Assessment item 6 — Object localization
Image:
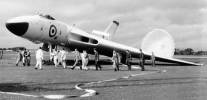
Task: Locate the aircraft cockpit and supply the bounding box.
[39,14,55,20]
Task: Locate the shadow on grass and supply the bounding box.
[0,81,89,92]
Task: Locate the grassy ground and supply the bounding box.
[0,51,206,100]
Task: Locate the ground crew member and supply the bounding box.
[151,52,155,67]
[22,49,27,66]
[16,50,23,66]
[0,50,3,59]
[81,50,88,70]
[53,49,58,67]
[126,50,132,70]
[24,49,31,66]
[112,50,119,71]
[50,50,55,62]
[35,47,43,70]
[60,48,67,69]
[85,51,89,70]
[94,49,101,70]
[71,49,81,70]
[57,50,61,65]
[139,49,145,71]
[27,49,31,66]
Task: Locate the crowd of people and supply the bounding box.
[15,47,156,71]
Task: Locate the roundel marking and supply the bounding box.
[49,25,57,37]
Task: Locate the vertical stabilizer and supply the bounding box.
[92,20,119,40]
[104,20,119,36]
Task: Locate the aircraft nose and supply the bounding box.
[6,22,29,36]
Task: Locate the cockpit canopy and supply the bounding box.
[39,14,55,20]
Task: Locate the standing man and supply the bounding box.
[139,49,145,71]
[16,50,23,66]
[0,49,3,59]
[85,51,89,70]
[35,47,43,70]
[151,52,155,67]
[112,50,119,71]
[57,50,61,65]
[27,49,31,66]
[126,50,132,70]
[81,50,88,70]
[71,49,81,70]
[94,49,101,70]
[60,48,67,69]
[53,48,58,67]
[22,49,27,66]
[24,49,31,66]
[50,50,54,62]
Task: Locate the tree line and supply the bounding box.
[0,47,206,55]
[174,48,207,55]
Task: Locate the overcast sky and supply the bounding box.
[0,0,206,50]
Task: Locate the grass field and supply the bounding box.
[0,51,206,100]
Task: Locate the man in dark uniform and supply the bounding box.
[0,50,3,59]
[151,52,155,67]
[22,49,27,66]
[26,49,31,66]
[126,50,132,70]
[139,49,145,71]
[94,49,102,70]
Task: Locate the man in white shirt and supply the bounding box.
[53,48,58,67]
[81,50,88,70]
[71,49,81,70]
[35,47,43,70]
[60,48,67,69]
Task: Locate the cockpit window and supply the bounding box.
[39,14,55,20]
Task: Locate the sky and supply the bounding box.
[0,0,206,50]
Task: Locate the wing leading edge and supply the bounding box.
[97,39,203,66]
[144,53,203,66]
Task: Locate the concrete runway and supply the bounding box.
[0,52,206,100]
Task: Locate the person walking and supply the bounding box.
[81,50,88,70]
[16,50,23,66]
[126,50,132,70]
[0,49,3,59]
[139,49,145,71]
[71,49,81,70]
[57,50,61,65]
[112,50,119,71]
[24,49,31,66]
[22,49,27,66]
[151,52,155,67]
[94,49,101,70]
[53,49,58,67]
[35,47,43,70]
[50,50,55,62]
[27,49,31,66]
[60,48,67,69]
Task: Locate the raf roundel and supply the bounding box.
[49,25,57,37]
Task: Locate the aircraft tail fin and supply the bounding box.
[104,20,119,36]
[92,20,119,40]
